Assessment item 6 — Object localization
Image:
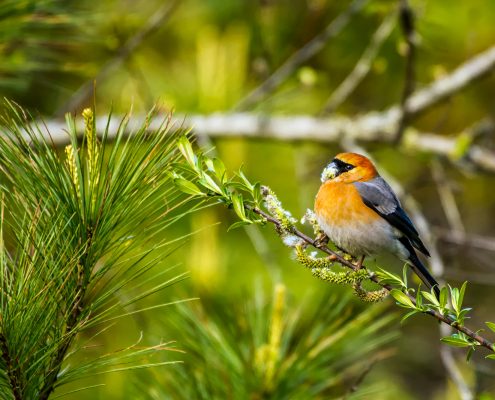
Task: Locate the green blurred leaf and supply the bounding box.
[227,220,252,231]
[401,310,420,324]
[486,322,495,333]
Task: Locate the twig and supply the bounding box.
[56,1,178,116]
[234,0,368,111]
[431,160,465,234]
[249,209,494,353]
[394,0,416,143]
[321,11,396,114]
[396,44,495,119]
[343,362,376,398]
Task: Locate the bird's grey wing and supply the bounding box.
[354,177,430,256]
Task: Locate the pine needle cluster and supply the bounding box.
[0,102,190,399]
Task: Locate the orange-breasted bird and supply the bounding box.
[314,152,440,296]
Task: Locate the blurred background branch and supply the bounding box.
[234,0,368,111]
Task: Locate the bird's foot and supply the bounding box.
[314,232,329,248]
[355,255,365,270]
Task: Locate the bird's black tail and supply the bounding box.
[399,237,440,298]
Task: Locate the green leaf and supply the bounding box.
[439,287,448,309]
[177,136,196,167]
[458,281,468,310]
[198,173,223,194]
[376,269,405,287]
[415,287,422,309]
[236,169,254,191]
[227,220,253,231]
[253,182,262,206]
[390,289,415,309]
[486,354,495,360]
[450,285,460,314]
[401,310,420,324]
[421,290,439,306]
[402,265,408,288]
[231,193,248,221]
[225,181,250,192]
[440,337,472,347]
[486,322,495,333]
[212,158,226,182]
[204,158,215,173]
[466,346,475,362]
[174,178,205,196]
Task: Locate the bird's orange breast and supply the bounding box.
[315,181,380,226]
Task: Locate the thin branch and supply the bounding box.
[56,1,178,116]
[234,0,368,111]
[321,11,396,114]
[431,160,465,234]
[394,0,417,143]
[398,44,495,119]
[250,206,495,352]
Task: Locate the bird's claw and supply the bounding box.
[314,232,329,248]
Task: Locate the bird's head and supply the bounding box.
[320,153,377,183]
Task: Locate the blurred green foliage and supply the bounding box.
[2,0,495,398]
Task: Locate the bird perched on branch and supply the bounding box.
[314,152,439,297]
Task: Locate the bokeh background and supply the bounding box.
[3,0,495,398]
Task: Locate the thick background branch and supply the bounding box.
[28,44,495,172]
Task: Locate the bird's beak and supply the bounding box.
[321,162,338,182]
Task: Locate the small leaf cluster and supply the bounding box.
[174,136,265,230]
[387,280,494,359]
[390,282,469,327]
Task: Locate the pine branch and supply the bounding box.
[0,102,189,398]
